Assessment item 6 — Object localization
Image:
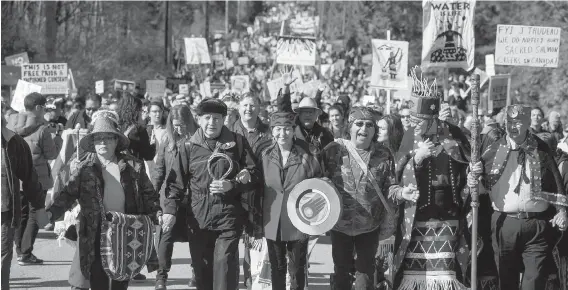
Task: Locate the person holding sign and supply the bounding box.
[467,105,567,290]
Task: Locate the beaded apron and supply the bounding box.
[398,220,467,290]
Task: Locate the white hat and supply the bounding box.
[293,97,321,113]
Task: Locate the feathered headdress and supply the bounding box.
[407,66,441,119]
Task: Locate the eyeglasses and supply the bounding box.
[86,107,98,112]
[400,115,411,119]
[354,121,374,128]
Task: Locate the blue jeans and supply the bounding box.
[1,212,15,290]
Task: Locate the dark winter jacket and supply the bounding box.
[1,127,45,227]
[65,110,91,130]
[7,111,59,189]
[123,124,156,161]
[164,127,261,231]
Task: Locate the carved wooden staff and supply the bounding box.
[469,74,481,290]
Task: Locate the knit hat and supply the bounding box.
[270,112,296,127]
[348,107,375,123]
[80,111,129,153]
[196,98,227,116]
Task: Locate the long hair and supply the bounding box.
[116,93,142,132]
[149,101,167,127]
[380,114,404,154]
[164,105,198,150]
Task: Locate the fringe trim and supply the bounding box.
[398,274,469,290]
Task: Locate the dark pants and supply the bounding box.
[188,228,240,290]
[1,212,15,290]
[13,194,39,258]
[266,238,309,290]
[156,226,176,281]
[331,229,379,290]
[491,212,552,290]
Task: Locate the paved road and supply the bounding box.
[9,230,334,290]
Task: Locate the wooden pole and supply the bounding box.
[225,0,229,34]
[386,30,392,115]
[469,73,481,290]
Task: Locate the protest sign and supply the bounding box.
[488,74,510,112]
[184,37,211,64]
[238,56,250,66]
[299,80,320,98]
[210,82,226,95]
[282,16,319,38]
[68,69,77,96]
[254,68,266,81]
[1,65,20,86]
[333,59,345,73]
[276,37,316,66]
[254,55,267,64]
[11,80,42,112]
[95,80,104,94]
[230,75,250,94]
[200,82,212,98]
[146,80,166,99]
[179,84,189,95]
[362,95,377,106]
[266,77,303,101]
[320,64,333,78]
[114,80,136,92]
[485,54,496,76]
[21,63,68,94]
[231,42,240,52]
[494,25,561,68]
[371,39,409,89]
[361,54,373,64]
[5,52,29,67]
[422,0,476,70]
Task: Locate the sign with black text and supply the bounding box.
[21,63,68,94]
[495,25,561,68]
[5,52,29,67]
[488,74,510,111]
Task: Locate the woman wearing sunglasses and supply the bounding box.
[321,107,412,289]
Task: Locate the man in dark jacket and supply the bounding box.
[1,115,45,290]
[65,93,101,129]
[164,98,261,290]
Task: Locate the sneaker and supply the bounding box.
[44,223,54,231]
[16,255,23,262]
[18,254,44,266]
[155,280,167,290]
[133,273,146,281]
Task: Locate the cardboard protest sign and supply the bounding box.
[146,80,166,99]
[266,77,303,101]
[333,59,345,73]
[485,54,496,76]
[254,55,267,64]
[179,84,189,95]
[1,65,20,86]
[21,63,68,94]
[5,52,29,67]
[231,42,240,52]
[230,75,250,94]
[238,57,250,66]
[212,54,226,70]
[95,80,104,94]
[362,95,377,106]
[371,39,409,89]
[114,80,136,92]
[422,0,476,70]
[209,82,226,95]
[299,80,320,98]
[282,16,319,38]
[276,37,316,66]
[184,37,211,64]
[361,54,373,64]
[488,74,510,111]
[495,25,561,68]
[200,82,212,98]
[12,80,42,112]
[254,68,266,81]
[320,64,333,78]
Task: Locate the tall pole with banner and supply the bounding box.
[469,73,481,290]
[386,30,391,115]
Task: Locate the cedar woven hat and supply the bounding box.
[79,110,130,153]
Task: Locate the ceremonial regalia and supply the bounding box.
[391,68,472,290]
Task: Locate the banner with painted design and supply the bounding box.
[371,39,409,89]
[276,37,316,66]
[114,80,136,92]
[230,75,250,94]
[421,0,476,70]
[5,52,29,67]
[21,63,68,94]
[184,37,211,64]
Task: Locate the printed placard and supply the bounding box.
[184,37,211,64]
[95,80,104,94]
[179,84,189,95]
[495,25,561,68]
[146,80,166,99]
[5,52,30,67]
[276,37,316,66]
[231,42,240,52]
[371,39,409,89]
[488,74,510,111]
[238,56,250,66]
[254,55,267,64]
[11,80,42,112]
[230,75,250,94]
[485,54,496,76]
[422,0,476,69]
[114,80,136,92]
[21,63,68,94]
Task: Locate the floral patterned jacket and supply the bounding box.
[48,152,161,278]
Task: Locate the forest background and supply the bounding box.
[2,1,567,117]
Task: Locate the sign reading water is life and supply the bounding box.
[495,25,561,68]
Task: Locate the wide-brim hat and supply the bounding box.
[293,97,321,113]
[79,115,130,153]
[287,178,343,236]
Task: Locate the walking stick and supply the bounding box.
[469,74,481,290]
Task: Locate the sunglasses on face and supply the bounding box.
[86,107,98,112]
[354,121,374,128]
[400,115,411,119]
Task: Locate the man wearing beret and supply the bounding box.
[469,105,567,290]
[163,98,261,290]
